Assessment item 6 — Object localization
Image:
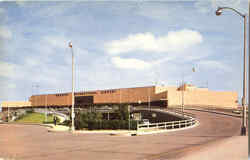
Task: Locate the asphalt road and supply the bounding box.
[0,110,245,160]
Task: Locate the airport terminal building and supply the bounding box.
[1,84,238,110]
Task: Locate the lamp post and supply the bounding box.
[45,94,47,122]
[248,2,250,152]
[69,42,75,131]
[181,77,184,116]
[148,87,151,111]
[128,105,131,131]
[7,104,9,122]
[215,7,247,136]
[249,1,250,137]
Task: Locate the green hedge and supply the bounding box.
[70,105,137,130]
[76,119,137,130]
[73,112,137,130]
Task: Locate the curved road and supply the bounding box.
[0,110,245,160]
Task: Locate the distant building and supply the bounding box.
[1,101,31,108]
[1,84,238,110]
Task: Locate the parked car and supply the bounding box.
[232,110,241,114]
[141,119,150,125]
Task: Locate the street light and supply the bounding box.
[69,41,75,131]
[215,7,247,136]
[148,87,151,111]
[45,94,47,122]
[128,105,131,131]
[181,74,184,116]
[7,104,9,122]
[248,2,250,153]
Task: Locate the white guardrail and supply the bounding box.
[137,110,197,130]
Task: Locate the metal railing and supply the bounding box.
[137,118,197,130]
[137,108,198,131]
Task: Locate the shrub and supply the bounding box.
[75,112,88,130]
[130,120,137,130]
[26,109,34,114]
[101,120,110,129]
[120,120,127,129]
[14,113,25,121]
[73,110,138,130]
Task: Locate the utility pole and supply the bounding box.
[69,42,75,132]
[241,14,247,136]
[7,104,9,122]
[45,94,47,122]
[215,7,247,135]
[120,88,122,106]
[248,0,250,152]
[181,73,184,116]
[128,105,130,131]
[148,87,151,111]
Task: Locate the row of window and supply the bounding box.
[100,90,116,94]
[55,90,116,97]
[75,92,97,95]
[56,94,68,97]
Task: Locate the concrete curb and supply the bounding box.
[73,130,136,136]
[0,122,53,128]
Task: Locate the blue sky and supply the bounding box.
[0,0,248,102]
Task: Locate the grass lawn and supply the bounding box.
[15,112,54,124]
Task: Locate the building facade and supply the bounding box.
[1,84,238,110]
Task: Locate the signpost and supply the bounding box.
[128,105,131,131]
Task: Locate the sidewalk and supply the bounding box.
[178,136,248,160]
[47,124,69,132]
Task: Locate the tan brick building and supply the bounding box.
[1,101,31,108]
[24,84,238,109]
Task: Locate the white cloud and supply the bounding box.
[195,0,247,13]
[0,26,12,40]
[24,57,42,66]
[0,61,16,78]
[7,83,16,89]
[111,57,151,70]
[211,0,241,9]
[42,35,88,58]
[194,0,213,13]
[197,60,231,72]
[135,2,171,20]
[15,1,28,7]
[104,29,203,55]
[0,8,5,15]
[42,36,69,49]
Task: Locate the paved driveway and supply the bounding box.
[0,110,244,160]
